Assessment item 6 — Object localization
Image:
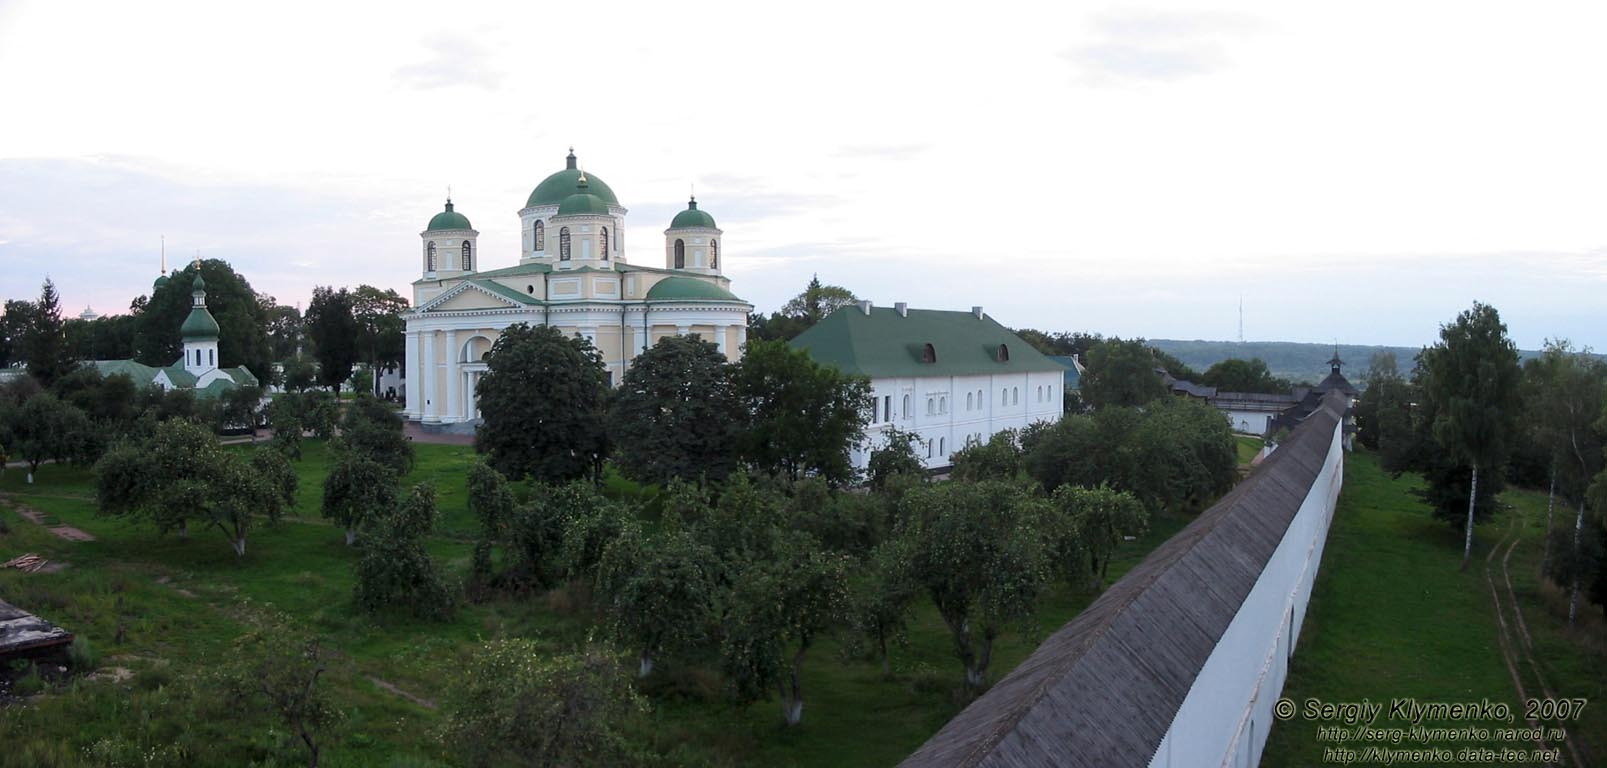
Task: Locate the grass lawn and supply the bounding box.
[1235,435,1265,466]
[1262,451,1606,766]
[0,441,1196,767]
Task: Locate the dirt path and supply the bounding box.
[1488,518,1589,768]
[7,500,96,542]
[367,676,437,709]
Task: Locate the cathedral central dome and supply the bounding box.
[527,149,620,208]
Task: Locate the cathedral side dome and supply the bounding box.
[528,149,620,208]
[426,199,473,231]
[645,276,742,301]
[669,197,717,230]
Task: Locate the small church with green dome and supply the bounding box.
[93,263,259,397]
[402,149,752,425]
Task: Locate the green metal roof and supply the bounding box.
[153,274,170,291]
[472,262,555,279]
[789,306,1064,379]
[556,191,611,217]
[670,198,717,229]
[527,151,620,207]
[180,307,220,341]
[426,200,473,232]
[644,276,744,302]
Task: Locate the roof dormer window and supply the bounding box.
[997,344,1010,362]
[921,343,936,363]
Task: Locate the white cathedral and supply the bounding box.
[402,150,752,425]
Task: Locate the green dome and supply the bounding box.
[153,274,170,291]
[670,197,717,230]
[527,150,619,208]
[191,273,206,292]
[180,307,220,341]
[645,276,742,302]
[426,199,473,232]
[557,191,611,217]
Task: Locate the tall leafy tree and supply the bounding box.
[0,299,37,368]
[607,335,740,486]
[304,286,359,396]
[1528,340,1606,624]
[949,429,1023,481]
[1200,357,1290,394]
[595,522,718,678]
[351,285,409,395]
[64,314,138,361]
[475,323,608,483]
[1080,338,1168,409]
[779,275,858,325]
[1419,302,1522,570]
[1052,484,1148,587]
[735,339,872,485]
[322,455,399,545]
[901,480,1051,689]
[3,392,95,482]
[847,536,919,676]
[719,529,849,726]
[353,483,453,619]
[135,260,274,383]
[23,278,78,387]
[866,426,926,491]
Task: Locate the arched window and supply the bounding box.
[921,343,936,363]
[710,239,718,268]
[461,240,472,270]
[674,239,686,268]
[426,242,436,272]
[1013,387,1020,405]
[208,349,214,366]
[927,398,934,416]
[997,344,1010,362]
[978,389,984,407]
[903,394,910,418]
[940,396,947,414]
[534,221,545,251]
[966,392,973,411]
[1037,385,1043,402]
[1001,390,1007,406]
[939,437,945,456]
[927,441,933,459]
[599,227,609,260]
[560,227,571,260]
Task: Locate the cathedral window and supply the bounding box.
[600,227,609,260]
[674,239,685,269]
[883,395,891,422]
[461,241,472,270]
[710,239,719,268]
[560,227,571,260]
[939,437,945,456]
[1013,387,1019,405]
[426,242,436,272]
[534,221,544,251]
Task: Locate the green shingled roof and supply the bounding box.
[789,306,1064,379]
[466,262,554,280]
[180,307,220,341]
[426,200,473,231]
[527,151,620,207]
[670,198,717,229]
[644,276,744,302]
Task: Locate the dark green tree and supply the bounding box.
[280,355,318,392]
[900,480,1051,689]
[1080,338,1168,409]
[476,324,608,483]
[779,275,859,325]
[1527,340,1606,624]
[606,335,740,485]
[352,483,453,619]
[263,302,304,361]
[3,392,95,482]
[1200,357,1290,394]
[304,287,359,396]
[595,523,718,678]
[322,455,399,546]
[0,299,37,368]
[866,426,926,491]
[735,339,872,485]
[337,394,414,475]
[847,536,919,676]
[949,429,1022,481]
[23,278,79,387]
[135,260,273,383]
[351,285,409,395]
[219,615,344,768]
[1051,484,1147,587]
[1419,302,1522,570]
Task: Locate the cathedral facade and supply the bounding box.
[402,150,751,425]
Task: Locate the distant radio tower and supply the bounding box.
[1237,295,1244,343]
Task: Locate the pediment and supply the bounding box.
[418,281,529,313]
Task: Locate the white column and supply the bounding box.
[676,324,690,336]
[421,331,438,423]
[715,324,728,356]
[444,330,459,423]
[404,331,420,418]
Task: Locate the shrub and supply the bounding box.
[67,635,99,672]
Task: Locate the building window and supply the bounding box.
[1001,390,1007,406]
[998,344,1010,362]
[939,437,945,456]
[903,394,910,418]
[526,284,534,294]
[600,227,609,260]
[710,239,718,268]
[883,395,891,422]
[940,396,947,414]
[534,221,545,251]
[927,398,935,416]
[560,227,571,260]
[921,343,936,363]
[462,240,472,270]
[426,242,436,272]
[1037,385,1043,402]
[208,349,214,366]
[674,239,685,268]
[1013,387,1019,405]
[966,392,973,411]
[978,389,984,407]
[927,441,933,459]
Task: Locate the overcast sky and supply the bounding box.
[1,0,1603,350]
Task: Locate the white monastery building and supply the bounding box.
[790,302,1065,471]
[402,150,752,425]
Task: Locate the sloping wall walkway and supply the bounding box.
[902,392,1348,768]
